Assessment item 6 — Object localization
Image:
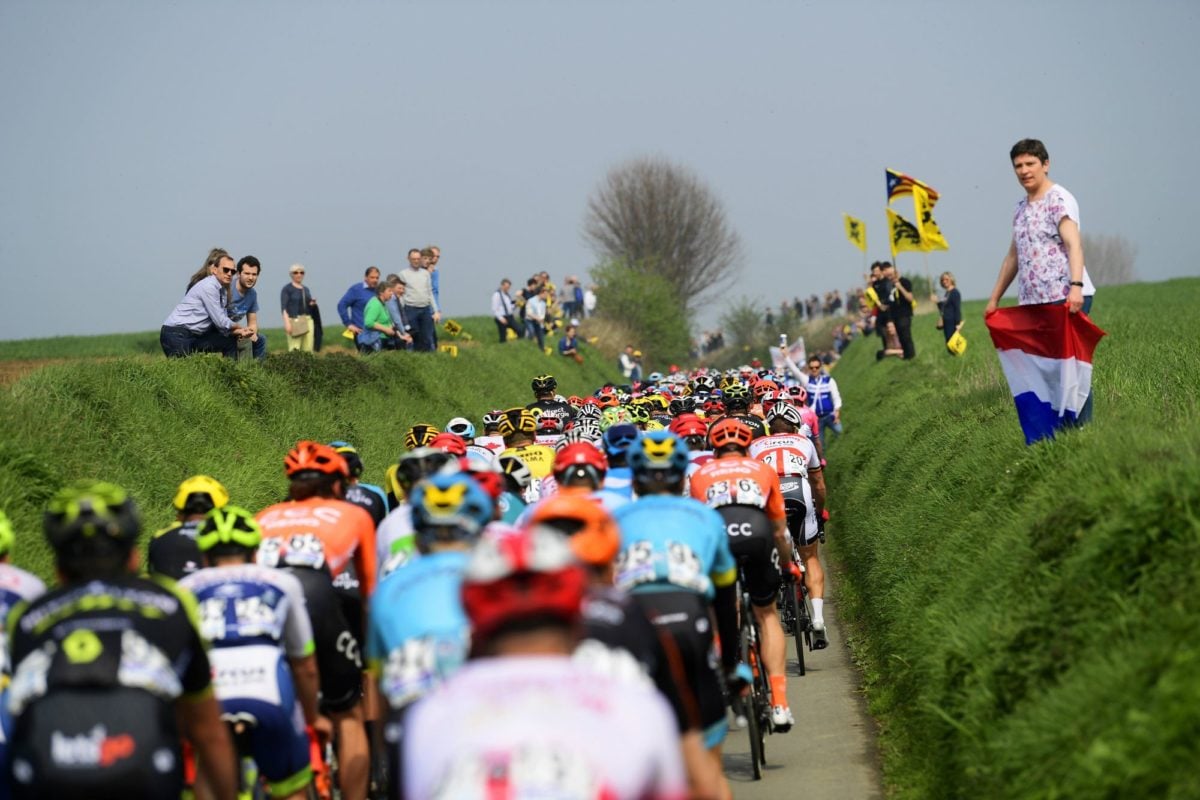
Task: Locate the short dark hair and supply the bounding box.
[375,283,392,298]
[1010,138,1049,164]
[237,255,260,273]
[365,265,380,277]
[409,248,422,258]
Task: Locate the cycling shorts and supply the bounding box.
[9,687,182,800]
[715,505,781,607]
[779,477,819,546]
[286,567,363,714]
[631,590,726,743]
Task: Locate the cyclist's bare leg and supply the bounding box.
[681,730,722,800]
[706,744,733,800]
[800,542,824,602]
[751,602,786,684]
[332,701,369,800]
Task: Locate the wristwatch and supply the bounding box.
[1068,281,1084,287]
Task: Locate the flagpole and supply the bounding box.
[923,250,931,304]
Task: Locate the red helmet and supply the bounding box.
[707,418,753,451]
[461,526,587,648]
[528,492,619,567]
[285,441,349,479]
[458,456,504,500]
[429,432,467,456]
[668,413,707,438]
[753,379,778,400]
[553,442,608,487]
[788,384,809,404]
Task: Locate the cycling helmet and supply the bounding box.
[44,480,140,554]
[668,413,707,439]
[481,410,505,433]
[708,418,753,451]
[576,402,601,421]
[405,423,441,450]
[409,473,494,540]
[461,525,587,647]
[668,396,697,417]
[691,375,716,394]
[601,423,640,458]
[497,454,532,491]
[531,374,558,394]
[626,403,651,426]
[0,510,14,558]
[395,447,458,497]
[538,415,565,435]
[598,406,627,431]
[458,455,505,501]
[529,494,620,567]
[285,441,349,479]
[329,441,365,478]
[627,430,690,481]
[646,371,663,384]
[172,475,230,515]
[701,398,726,417]
[766,400,803,428]
[594,394,619,410]
[446,417,476,440]
[553,442,608,487]
[196,505,262,553]
[722,382,751,407]
[497,408,538,437]
[787,384,809,404]
[753,380,779,401]
[429,432,468,456]
[643,420,665,432]
[561,420,601,445]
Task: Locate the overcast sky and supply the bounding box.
[1,0,1196,341]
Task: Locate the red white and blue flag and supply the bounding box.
[985,304,1106,445]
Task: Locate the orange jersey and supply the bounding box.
[256,496,379,597]
[688,456,785,521]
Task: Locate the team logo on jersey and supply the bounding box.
[50,726,136,768]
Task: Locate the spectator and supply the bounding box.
[422,246,442,348]
[887,263,917,359]
[403,248,440,351]
[619,344,637,380]
[765,307,775,327]
[281,264,316,352]
[160,250,248,357]
[572,277,585,319]
[384,274,414,350]
[358,282,399,353]
[558,324,583,363]
[805,356,843,448]
[583,284,597,317]
[937,271,963,348]
[491,279,521,343]
[525,284,549,350]
[337,266,380,338]
[230,255,266,361]
[185,247,229,292]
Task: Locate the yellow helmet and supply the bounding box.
[173,475,230,514]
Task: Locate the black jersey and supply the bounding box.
[731,413,769,440]
[526,399,576,427]
[146,520,203,580]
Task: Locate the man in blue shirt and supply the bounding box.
[337,266,381,339]
[160,251,249,357]
[230,255,266,360]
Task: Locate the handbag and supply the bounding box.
[947,330,967,356]
[290,315,310,336]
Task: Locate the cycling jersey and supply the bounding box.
[472,435,506,454]
[730,413,768,440]
[366,551,470,711]
[749,433,820,478]
[534,433,564,449]
[343,483,388,528]
[255,496,378,598]
[146,520,203,580]
[464,443,497,462]
[526,399,576,426]
[403,656,686,800]
[612,495,737,599]
[375,503,416,570]
[602,465,634,499]
[497,492,526,524]
[0,564,45,678]
[688,456,786,521]
[501,444,557,480]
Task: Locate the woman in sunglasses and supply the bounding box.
[160,248,250,357]
[281,264,316,352]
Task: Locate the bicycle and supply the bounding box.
[733,562,773,780]
[777,551,814,676]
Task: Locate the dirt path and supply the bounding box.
[723,561,884,799]
[0,358,70,387]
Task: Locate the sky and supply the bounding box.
[1,0,1197,341]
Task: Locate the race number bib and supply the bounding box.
[257,534,326,570]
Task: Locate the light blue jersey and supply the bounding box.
[612,495,737,599]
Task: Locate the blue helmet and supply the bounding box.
[627,430,690,481]
[409,473,493,549]
[602,423,641,458]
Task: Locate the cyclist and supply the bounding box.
[6,481,236,800]
[147,474,230,580]
[691,418,797,730]
[612,431,739,800]
[332,441,389,527]
[255,441,376,800]
[751,400,828,647]
[179,506,326,800]
[600,422,640,499]
[721,382,768,440]
[0,509,46,777]
[669,413,713,496]
[526,374,576,427]
[498,408,556,483]
[377,447,458,567]
[496,454,532,521]
[403,423,440,452]
[473,410,507,454]
[402,525,686,799]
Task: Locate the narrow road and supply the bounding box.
[723,565,883,798]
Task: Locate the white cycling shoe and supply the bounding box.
[812,620,829,650]
[771,705,795,732]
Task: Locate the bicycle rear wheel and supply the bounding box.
[739,621,764,780]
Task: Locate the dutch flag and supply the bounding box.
[985,304,1106,445]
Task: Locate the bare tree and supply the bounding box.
[1082,233,1138,286]
[583,157,743,310]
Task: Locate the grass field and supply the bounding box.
[0,315,621,579]
[824,278,1200,798]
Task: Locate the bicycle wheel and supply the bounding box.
[782,581,806,677]
[739,615,764,780]
[749,643,770,768]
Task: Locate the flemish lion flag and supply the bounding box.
[912,184,949,251]
[886,168,939,204]
[886,208,924,259]
[843,213,866,252]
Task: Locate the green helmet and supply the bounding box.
[0,510,14,558]
[196,506,263,553]
[44,480,140,554]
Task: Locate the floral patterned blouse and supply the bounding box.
[1012,184,1088,305]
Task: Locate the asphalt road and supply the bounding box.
[723,569,883,799]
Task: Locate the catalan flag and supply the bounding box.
[886,168,940,204]
[843,213,867,252]
[886,208,924,259]
[912,184,949,251]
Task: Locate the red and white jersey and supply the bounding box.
[403,655,686,800]
[473,434,506,454]
[750,433,820,478]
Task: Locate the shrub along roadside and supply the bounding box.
[0,343,622,580]
[825,278,1200,798]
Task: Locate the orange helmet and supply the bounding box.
[528,492,620,567]
[707,418,753,451]
[753,379,779,400]
[285,440,349,479]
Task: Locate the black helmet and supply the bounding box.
[531,375,558,394]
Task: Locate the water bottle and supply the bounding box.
[779,333,788,349]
